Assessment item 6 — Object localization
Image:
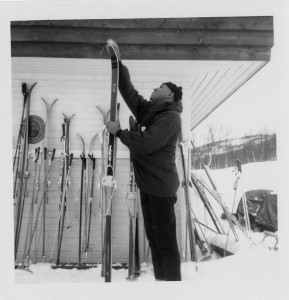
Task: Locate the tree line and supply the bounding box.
[192,133,276,170]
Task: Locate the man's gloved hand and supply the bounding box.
[106,121,121,135]
[129,115,135,131]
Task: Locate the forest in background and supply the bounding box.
[192,133,276,170]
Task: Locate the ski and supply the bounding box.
[21,147,40,268]
[56,113,75,265]
[13,83,29,201]
[41,98,58,261]
[126,116,140,280]
[126,161,141,279]
[186,148,211,258]
[234,160,251,232]
[134,190,140,276]
[179,133,197,263]
[95,106,110,277]
[103,39,120,282]
[85,133,98,255]
[77,134,86,266]
[127,161,135,279]
[14,82,37,261]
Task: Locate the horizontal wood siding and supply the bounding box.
[12,57,184,264]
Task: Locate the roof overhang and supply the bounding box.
[10,17,274,130]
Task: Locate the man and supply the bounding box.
[106,59,183,281]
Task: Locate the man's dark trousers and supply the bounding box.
[140,191,181,281]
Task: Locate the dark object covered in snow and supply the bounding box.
[236,189,278,232]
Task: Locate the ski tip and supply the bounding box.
[106,39,118,49]
[31,82,38,89]
[106,39,120,59]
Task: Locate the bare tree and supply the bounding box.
[223,127,232,168]
[258,127,269,160]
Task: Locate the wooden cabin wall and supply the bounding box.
[12,57,185,264]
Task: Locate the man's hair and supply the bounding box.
[163,82,183,101]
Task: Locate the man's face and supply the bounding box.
[150,84,173,103]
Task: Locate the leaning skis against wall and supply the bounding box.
[53,114,75,266]
[14,83,61,269]
[14,82,37,264]
[178,136,213,268]
[73,133,98,269]
[189,141,256,257]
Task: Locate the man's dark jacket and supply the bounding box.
[116,62,183,197]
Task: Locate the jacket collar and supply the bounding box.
[147,100,183,113]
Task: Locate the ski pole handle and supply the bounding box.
[21,82,28,100]
[69,153,74,166]
[80,154,86,169]
[34,147,40,162]
[52,149,56,161]
[21,82,27,95]
[61,123,66,141]
[34,148,38,162]
[88,153,96,170]
[44,147,47,160]
[236,160,242,173]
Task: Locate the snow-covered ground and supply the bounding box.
[14,233,278,284]
[11,239,283,300]
[4,161,288,299]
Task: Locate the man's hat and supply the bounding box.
[163,82,183,101]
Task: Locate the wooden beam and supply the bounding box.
[11,26,273,47]
[10,17,274,61]
[11,16,273,31]
[11,42,272,61]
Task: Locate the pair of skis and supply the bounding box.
[13,83,29,201]
[14,82,37,260]
[76,133,98,266]
[55,114,75,265]
[101,39,120,282]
